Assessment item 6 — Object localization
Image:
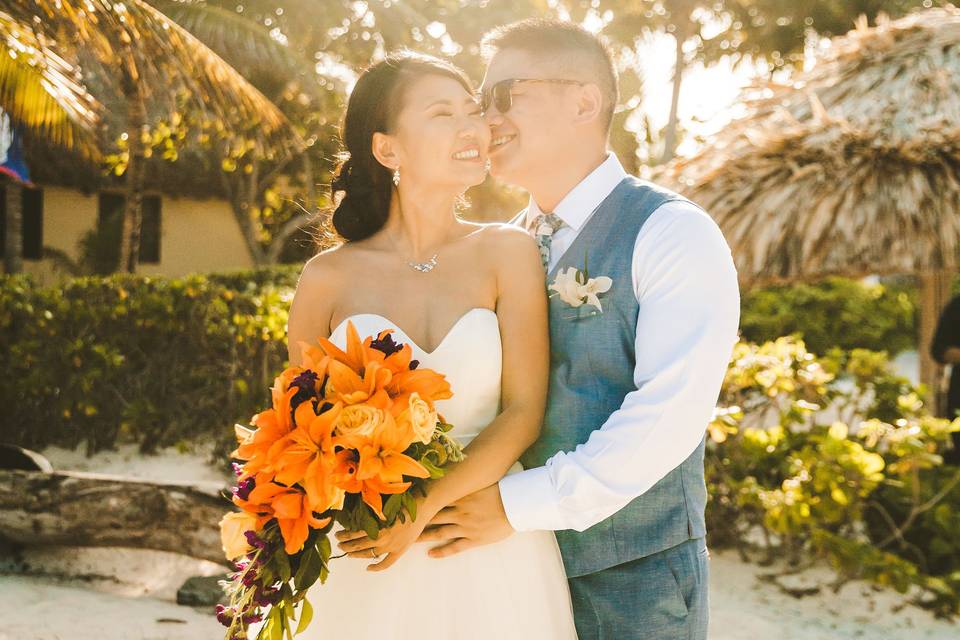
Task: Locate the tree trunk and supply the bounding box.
[660,21,689,164]
[118,64,146,274]
[2,177,22,274]
[918,270,953,415]
[0,468,230,566]
[222,158,268,266]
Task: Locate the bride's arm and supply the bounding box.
[419,226,549,512]
[285,254,337,367]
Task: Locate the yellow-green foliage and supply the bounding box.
[710,336,960,614]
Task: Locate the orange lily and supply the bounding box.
[270,401,345,512]
[331,447,415,520]
[309,322,412,374]
[297,342,332,377]
[235,481,330,555]
[312,322,370,373]
[387,368,453,407]
[273,366,305,397]
[232,386,298,478]
[334,413,429,518]
[325,358,393,405]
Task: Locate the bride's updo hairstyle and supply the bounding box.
[331,51,476,242]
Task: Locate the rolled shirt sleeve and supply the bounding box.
[498,201,740,533]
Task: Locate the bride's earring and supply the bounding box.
[392,166,401,187]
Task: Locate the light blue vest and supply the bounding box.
[521,176,708,578]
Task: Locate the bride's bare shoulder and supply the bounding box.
[297,243,355,292]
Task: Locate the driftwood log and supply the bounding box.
[0,468,231,566]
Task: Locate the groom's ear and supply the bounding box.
[571,83,604,127]
[371,132,400,171]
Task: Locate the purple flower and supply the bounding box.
[241,570,258,587]
[231,462,244,477]
[233,476,256,501]
[244,530,267,550]
[370,332,403,356]
[215,604,234,626]
[254,585,281,607]
[409,359,420,370]
[290,370,320,409]
[241,612,263,625]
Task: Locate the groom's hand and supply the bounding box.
[418,484,515,558]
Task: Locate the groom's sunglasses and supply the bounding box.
[479,78,585,115]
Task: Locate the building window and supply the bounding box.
[97,193,162,264]
[140,195,161,264]
[0,184,44,260]
[22,187,43,260]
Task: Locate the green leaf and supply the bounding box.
[403,492,418,522]
[274,549,292,583]
[295,599,314,635]
[318,534,331,584]
[359,504,381,540]
[265,606,283,640]
[293,544,322,591]
[383,493,403,521]
[420,457,444,479]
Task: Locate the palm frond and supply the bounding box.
[0,10,101,158]
[149,1,309,80]
[1,0,303,160]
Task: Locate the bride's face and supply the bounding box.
[384,74,490,192]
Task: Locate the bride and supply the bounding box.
[273,51,578,638]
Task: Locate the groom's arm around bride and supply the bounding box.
[420,18,740,640]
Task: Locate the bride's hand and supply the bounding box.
[334,505,435,572]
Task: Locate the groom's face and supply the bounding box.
[480,49,575,188]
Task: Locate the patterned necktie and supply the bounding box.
[531,212,565,273]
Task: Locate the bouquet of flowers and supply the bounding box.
[218,321,463,639]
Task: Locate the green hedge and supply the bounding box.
[740,276,917,356]
[0,270,923,455]
[0,269,295,454]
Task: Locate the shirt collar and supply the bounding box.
[525,152,628,231]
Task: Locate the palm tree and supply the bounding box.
[0,8,102,274]
[0,0,303,273]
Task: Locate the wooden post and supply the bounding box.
[918,271,954,416]
[2,177,22,274]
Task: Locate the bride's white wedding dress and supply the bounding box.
[285,307,577,639]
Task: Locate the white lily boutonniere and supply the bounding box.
[549,260,613,313]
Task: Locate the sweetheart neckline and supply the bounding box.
[329,307,497,357]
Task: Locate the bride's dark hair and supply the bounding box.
[331,51,476,242]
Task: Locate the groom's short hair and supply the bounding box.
[481,19,619,135]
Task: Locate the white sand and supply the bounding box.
[1,445,956,639]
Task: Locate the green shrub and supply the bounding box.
[740,277,917,355]
[708,337,960,614]
[0,270,294,454]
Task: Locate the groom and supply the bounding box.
[420,18,740,639]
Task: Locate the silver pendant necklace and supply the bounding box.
[407,253,439,273]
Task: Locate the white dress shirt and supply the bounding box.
[498,153,741,533]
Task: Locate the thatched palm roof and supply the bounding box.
[659,7,960,287]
